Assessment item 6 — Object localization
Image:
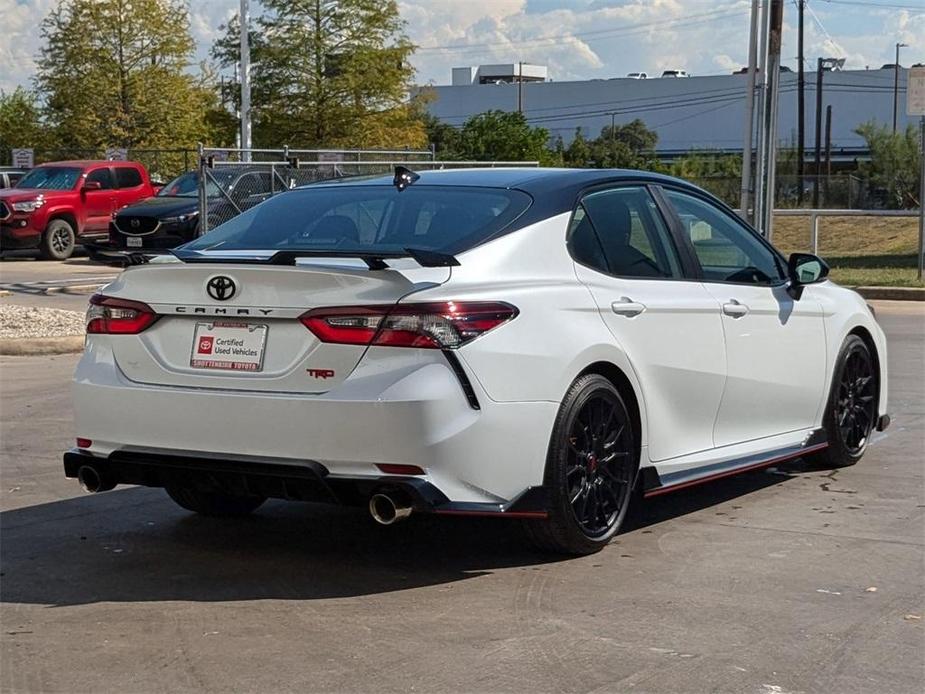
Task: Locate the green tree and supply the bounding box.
[855,120,921,209]
[588,119,661,169]
[212,0,424,149]
[457,110,549,162]
[36,0,224,155]
[564,127,591,167]
[0,88,48,157]
[421,111,461,160]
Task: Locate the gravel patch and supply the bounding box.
[0,304,85,339]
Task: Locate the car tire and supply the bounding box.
[524,374,638,555]
[165,486,266,517]
[808,334,878,469]
[39,219,76,260]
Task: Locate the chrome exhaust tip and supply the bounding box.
[369,492,412,525]
[77,464,116,493]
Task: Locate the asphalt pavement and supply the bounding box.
[0,302,922,693]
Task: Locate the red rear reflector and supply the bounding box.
[86,294,159,335]
[376,464,425,476]
[301,302,517,349]
[76,438,92,449]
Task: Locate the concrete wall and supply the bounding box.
[420,69,917,152]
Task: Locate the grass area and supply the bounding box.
[770,214,923,288]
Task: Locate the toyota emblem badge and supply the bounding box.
[206,276,236,301]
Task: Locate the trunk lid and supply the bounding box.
[100,259,450,394]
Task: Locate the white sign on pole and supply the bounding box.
[11,148,34,168]
[104,147,128,161]
[908,66,925,116]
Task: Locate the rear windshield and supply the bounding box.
[16,167,82,190]
[181,185,532,255]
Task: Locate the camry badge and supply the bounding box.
[206,276,236,301]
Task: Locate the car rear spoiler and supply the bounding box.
[170,247,460,270]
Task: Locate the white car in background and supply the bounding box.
[64,168,889,555]
[661,69,690,77]
[626,72,648,79]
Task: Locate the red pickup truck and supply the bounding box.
[0,160,157,259]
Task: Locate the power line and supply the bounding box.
[818,0,925,10]
[415,6,748,54]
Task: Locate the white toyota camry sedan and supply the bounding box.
[65,168,889,555]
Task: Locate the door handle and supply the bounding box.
[722,299,749,318]
[611,297,646,317]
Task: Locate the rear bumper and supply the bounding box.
[62,449,549,518]
[73,341,558,505]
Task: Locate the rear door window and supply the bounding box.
[572,186,683,279]
[115,166,143,188]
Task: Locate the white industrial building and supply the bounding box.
[420,64,919,156]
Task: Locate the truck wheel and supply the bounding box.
[39,219,76,260]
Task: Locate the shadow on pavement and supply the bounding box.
[0,462,801,607]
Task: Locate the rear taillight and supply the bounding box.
[86,294,159,335]
[300,302,517,349]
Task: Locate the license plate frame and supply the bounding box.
[190,321,268,372]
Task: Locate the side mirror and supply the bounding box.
[81,181,102,192]
[787,252,829,299]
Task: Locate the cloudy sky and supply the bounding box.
[2,0,923,93]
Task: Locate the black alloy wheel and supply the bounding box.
[566,392,635,538]
[809,334,878,469]
[525,374,638,555]
[835,341,876,454]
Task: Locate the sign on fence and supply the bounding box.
[908,66,925,117]
[104,147,128,161]
[11,148,34,169]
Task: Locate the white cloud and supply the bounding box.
[1,0,922,93]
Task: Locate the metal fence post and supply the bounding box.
[811,212,820,255]
[918,116,924,280]
[197,143,208,236]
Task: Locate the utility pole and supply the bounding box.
[797,0,805,205]
[824,105,833,205]
[752,0,772,231]
[813,57,824,208]
[756,0,783,240]
[517,61,524,113]
[893,43,908,133]
[739,0,760,221]
[239,0,252,161]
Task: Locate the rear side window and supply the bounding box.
[182,185,532,255]
[115,167,143,188]
[571,186,682,279]
[86,168,114,190]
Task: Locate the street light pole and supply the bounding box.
[239,0,252,161]
[893,42,907,134]
[814,58,825,208]
[610,112,616,166]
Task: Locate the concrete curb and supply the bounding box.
[0,336,84,356]
[853,286,925,301]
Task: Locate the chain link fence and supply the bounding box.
[196,146,539,234]
[688,174,869,210]
[0,147,197,182]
